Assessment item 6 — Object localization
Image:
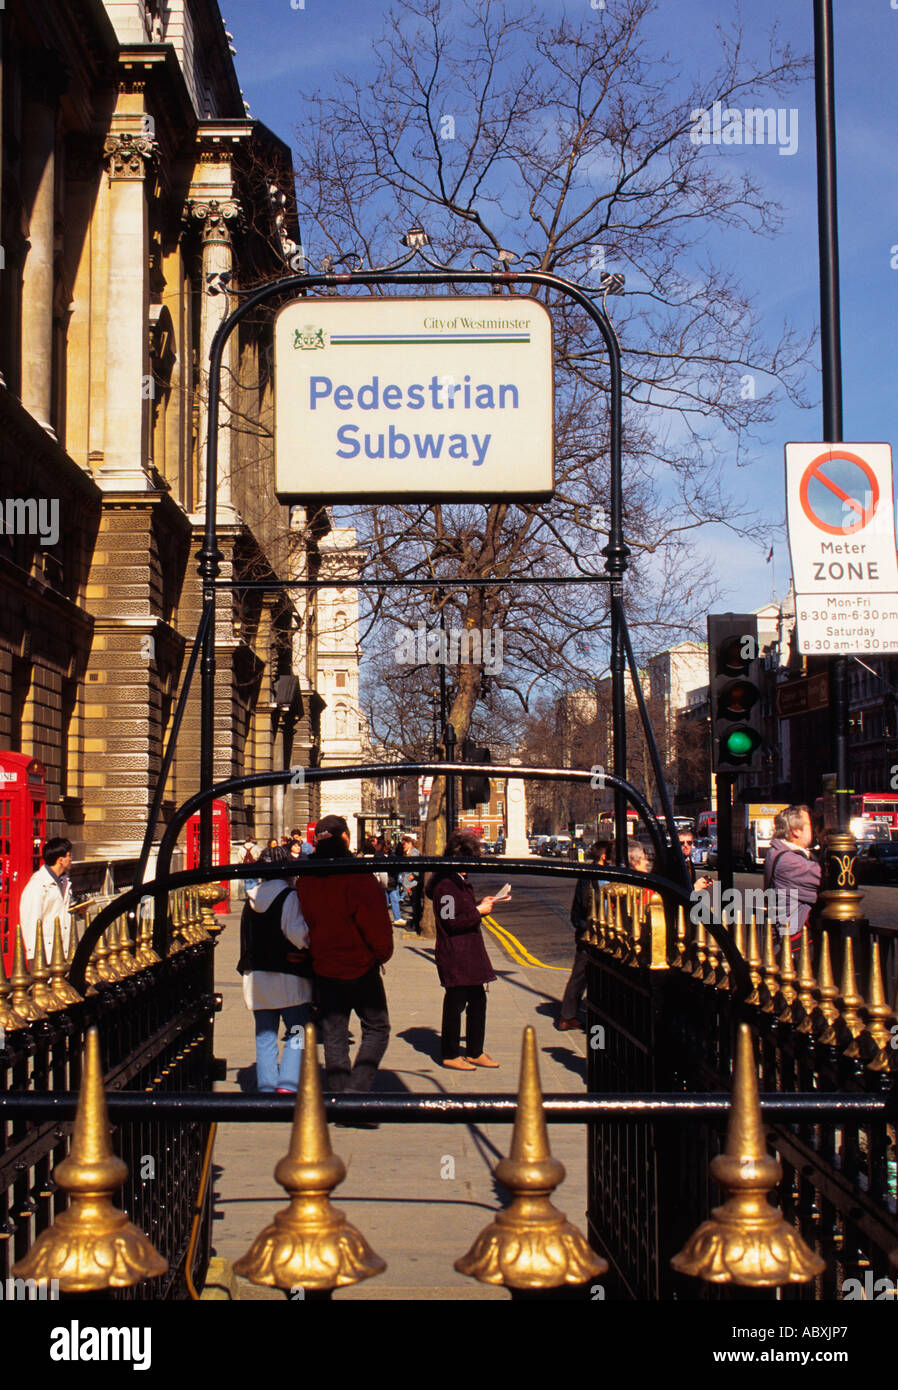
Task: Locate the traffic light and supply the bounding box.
[707,614,763,773]
[461,739,491,811]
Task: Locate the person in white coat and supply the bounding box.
[19,838,73,962]
[236,856,314,1094]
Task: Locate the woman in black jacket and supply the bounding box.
[425,829,509,1071]
[557,839,609,1031]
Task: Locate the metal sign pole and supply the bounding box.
[812,0,865,936]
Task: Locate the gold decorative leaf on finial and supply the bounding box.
[233,1023,385,1291]
[670,1023,824,1285]
[11,1027,167,1290]
[455,1025,606,1289]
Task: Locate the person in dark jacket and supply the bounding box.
[425,829,508,1071]
[295,814,393,1110]
[557,839,609,1031]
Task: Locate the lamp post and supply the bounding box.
[812,0,865,938]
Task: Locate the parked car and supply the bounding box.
[691,837,716,869]
[854,839,898,884]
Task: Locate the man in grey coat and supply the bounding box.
[763,804,822,941]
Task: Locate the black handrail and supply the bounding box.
[1,1092,892,1123]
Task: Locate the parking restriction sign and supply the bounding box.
[785,442,898,654]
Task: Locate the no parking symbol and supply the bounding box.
[785,442,898,654]
[785,442,898,594]
[798,450,878,536]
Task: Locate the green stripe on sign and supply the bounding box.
[330,335,530,345]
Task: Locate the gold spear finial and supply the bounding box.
[118,917,139,975]
[759,919,779,1014]
[776,931,799,1023]
[794,926,817,1033]
[646,893,668,970]
[690,913,708,979]
[11,1027,167,1290]
[48,919,81,1007]
[670,1023,824,1285]
[671,903,688,968]
[455,1025,607,1289]
[850,936,894,1068]
[233,1024,385,1291]
[0,940,27,1031]
[9,926,43,1022]
[811,929,840,1035]
[29,922,59,1014]
[744,912,763,1006]
[819,934,864,1049]
[135,909,159,968]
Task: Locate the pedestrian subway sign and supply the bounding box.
[785,442,898,654]
[273,297,554,501]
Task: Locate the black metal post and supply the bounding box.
[716,772,734,899]
[813,0,864,933]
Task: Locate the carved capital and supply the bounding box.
[187,199,242,245]
[103,132,159,181]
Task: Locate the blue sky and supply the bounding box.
[222,0,897,618]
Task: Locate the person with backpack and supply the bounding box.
[237,852,314,1094]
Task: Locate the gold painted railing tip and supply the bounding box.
[9,924,43,1022]
[455,1025,606,1289]
[233,1022,385,1292]
[671,1023,824,1286]
[11,1026,167,1291]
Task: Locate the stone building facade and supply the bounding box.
[0,0,326,872]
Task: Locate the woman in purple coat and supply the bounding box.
[425,829,508,1071]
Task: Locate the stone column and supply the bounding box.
[505,775,531,857]
[100,131,159,490]
[20,53,67,434]
[189,198,241,517]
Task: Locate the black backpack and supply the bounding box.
[237,886,313,977]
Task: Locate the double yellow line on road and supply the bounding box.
[482,915,566,971]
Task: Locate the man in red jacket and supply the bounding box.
[295,815,393,1117]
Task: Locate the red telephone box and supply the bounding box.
[185,799,231,912]
[0,753,47,971]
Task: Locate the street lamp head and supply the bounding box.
[599,271,626,295]
[402,225,430,249]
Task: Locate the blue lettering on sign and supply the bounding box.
[335,425,492,465]
[309,375,519,412]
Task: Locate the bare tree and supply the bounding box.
[291,0,813,891]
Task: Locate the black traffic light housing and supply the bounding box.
[707,613,763,773]
[461,739,491,811]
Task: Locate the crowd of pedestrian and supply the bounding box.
[16,802,834,1117]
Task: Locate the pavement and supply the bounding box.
[207,897,589,1301]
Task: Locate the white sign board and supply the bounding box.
[785,443,898,654]
[274,298,554,500]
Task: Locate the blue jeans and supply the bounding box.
[254,1003,313,1093]
[387,887,402,921]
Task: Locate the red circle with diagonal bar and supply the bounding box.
[798,449,879,535]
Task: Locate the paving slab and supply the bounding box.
[209,907,590,1301]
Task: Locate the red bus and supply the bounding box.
[814,792,898,839]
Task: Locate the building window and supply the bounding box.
[335,670,347,689]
